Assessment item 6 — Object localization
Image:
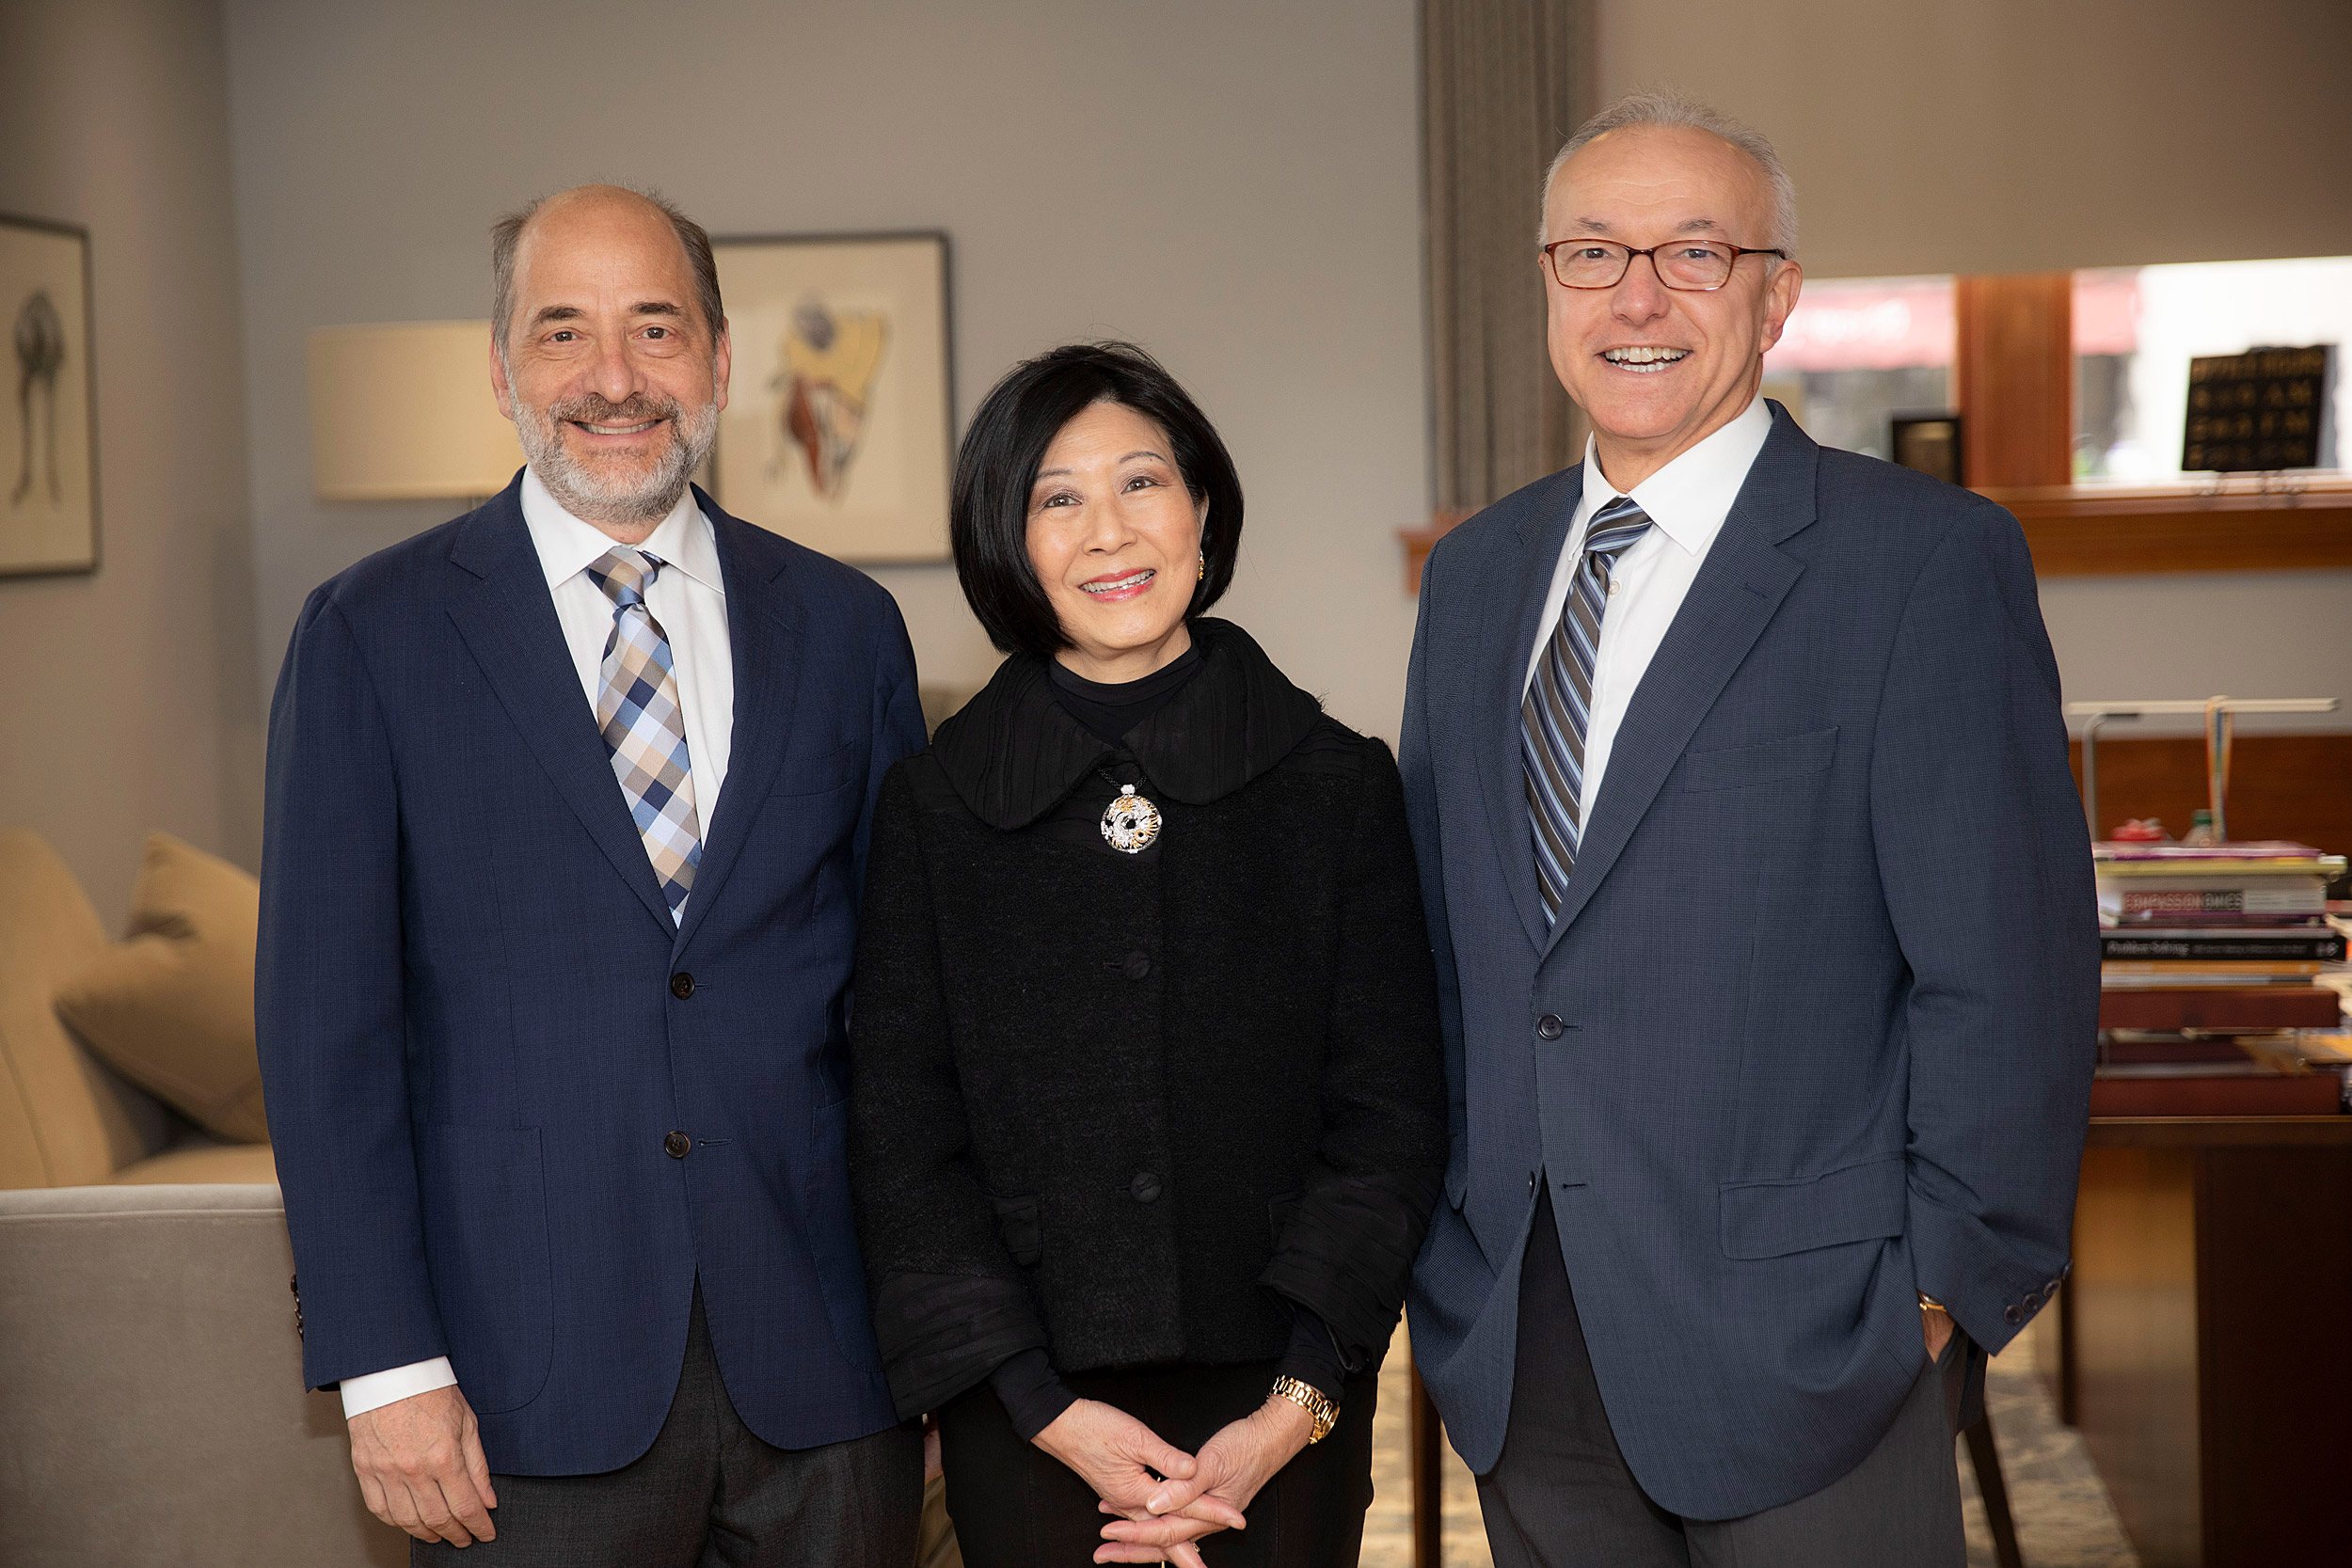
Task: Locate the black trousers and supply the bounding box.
[413,1289,922,1568]
[1476,1190,1966,1568]
[937,1358,1379,1568]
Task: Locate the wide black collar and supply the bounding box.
[931,618,1325,831]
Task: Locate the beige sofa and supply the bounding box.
[0,830,275,1190]
[0,832,390,1563]
[0,1182,402,1566]
[0,829,958,1566]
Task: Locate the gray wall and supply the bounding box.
[16,0,2345,902]
[0,0,260,926]
[1600,0,2352,735]
[1601,0,2352,279]
[222,0,1429,743]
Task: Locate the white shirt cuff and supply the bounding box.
[339,1356,459,1419]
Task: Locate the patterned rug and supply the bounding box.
[1362,1325,2141,1567]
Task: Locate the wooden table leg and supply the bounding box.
[1409,1358,1442,1568]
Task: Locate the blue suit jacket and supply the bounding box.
[1401,408,2099,1520]
[257,475,926,1474]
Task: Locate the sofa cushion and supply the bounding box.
[0,831,166,1188]
[55,833,269,1144]
[108,1141,279,1185]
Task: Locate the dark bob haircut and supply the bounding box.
[951,341,1244,657]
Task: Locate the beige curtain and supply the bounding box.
[1422,0,1597,514]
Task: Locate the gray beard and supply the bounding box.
[512,388,719,530]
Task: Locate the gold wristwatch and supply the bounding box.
[1271,1375,1340,1444]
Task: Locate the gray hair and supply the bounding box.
[490,185,725,359]
[1538,89,1798,259]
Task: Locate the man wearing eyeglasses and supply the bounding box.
[1401,91,2097,1566]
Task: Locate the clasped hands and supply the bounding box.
[1033,1392,1315,1565]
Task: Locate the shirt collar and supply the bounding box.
[1582,392,1773,557]
[519,467,724,596]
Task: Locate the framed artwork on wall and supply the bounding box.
[1891,413,1964,487]
[710,230,953,563]
[0,213,99,577]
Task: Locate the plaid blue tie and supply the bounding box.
[586,549,704,922]
[1522,495,1654,925]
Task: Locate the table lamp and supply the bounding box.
[307,321,524,503]
[2066,696,2340,841]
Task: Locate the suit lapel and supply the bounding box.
[1538,412,1819,952]
[1469,467,1584,952]
[443,483,676,936]
[671,494,805,954]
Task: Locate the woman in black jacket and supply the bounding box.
[849,342,1444,1567]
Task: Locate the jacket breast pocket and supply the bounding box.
[1720,1153,1905,1259]
[1679,724,1839,793]
[771,739,864,799]
[991,1193,1042,1266]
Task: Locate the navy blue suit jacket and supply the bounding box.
[1401,409,2099,1519]
[257,475,926,1475]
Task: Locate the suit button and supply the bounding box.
[1120,951,1152,981]
[1527,1170,1538,1196]
[664,1131,692,1159]
[1129,1171,1162,1203]
[2003,1303,2024,1325]
[2023,1289,2042,1313]
[2046,1277,2063,1298]
[1535,1014,1565,1041]
[670,973,696,999]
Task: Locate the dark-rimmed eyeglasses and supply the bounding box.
[1541,239,1788,292]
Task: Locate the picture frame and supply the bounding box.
[0,212,100,578]
[709,230,953,563]
[1890,413,1964,487]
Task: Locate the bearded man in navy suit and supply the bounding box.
[1401,93,2098,1566]
[259,185,925,1564]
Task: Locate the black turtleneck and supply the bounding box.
[1046,642,1205,746]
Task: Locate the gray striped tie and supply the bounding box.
[1522,496,1654,924]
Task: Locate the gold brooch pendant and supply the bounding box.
[1101,784,1164,854]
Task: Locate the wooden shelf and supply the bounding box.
[1984,476,2352,575]
[2086,1116,2352,1148]
[1400,476,2352,592]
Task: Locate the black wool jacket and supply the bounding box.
[848,619,1447,1420]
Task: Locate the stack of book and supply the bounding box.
[2095,841,2347,1030]
[2090,841,2350,1116]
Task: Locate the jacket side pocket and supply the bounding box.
[1720,1153,1906,1259]
[416,1124,552,1415]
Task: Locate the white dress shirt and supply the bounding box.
[338,469,735,1420]
[1523,395,1772,829]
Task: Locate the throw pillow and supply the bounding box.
[54,832,267,1143]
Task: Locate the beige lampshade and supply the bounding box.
[307,321,526,499]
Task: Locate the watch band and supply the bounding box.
[1270,1375,1340,1444]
